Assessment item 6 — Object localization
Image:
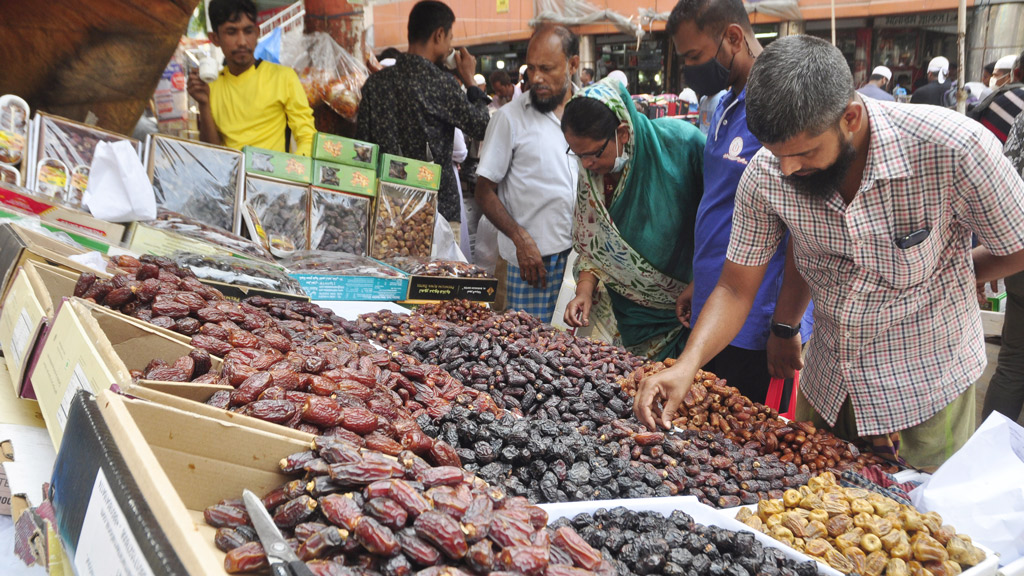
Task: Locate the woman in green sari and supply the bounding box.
[562,78,705,361]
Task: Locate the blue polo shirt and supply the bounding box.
[691,87,813,350]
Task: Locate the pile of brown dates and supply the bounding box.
[208,438,612,576]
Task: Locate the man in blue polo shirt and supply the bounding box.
[668,0,813,403]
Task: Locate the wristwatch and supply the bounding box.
[770,319,801,338]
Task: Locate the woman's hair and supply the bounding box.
[561,96,620,141]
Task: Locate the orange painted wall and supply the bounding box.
[372,0,973,52]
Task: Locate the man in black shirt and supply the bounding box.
[910,56,953,107]
[357,0,490,223]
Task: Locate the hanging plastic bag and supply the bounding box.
[281,32,367,119]
[82,140,157,222]
[255,27,282,64]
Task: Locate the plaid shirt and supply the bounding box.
[728,98,1024,436]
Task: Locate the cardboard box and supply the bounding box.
[404,274,498,303]
[0,204,115,253]
[0,221,110,302]
[51,390,311,574]
[378,153,441,191]
[312,132,379,170]
[312,160,376,197]
[147,134,244,235]
[0,181,125,241]
[0,261,78,397]
[243,145,312,184]
[28,298,222,447]
[124,220,246,260]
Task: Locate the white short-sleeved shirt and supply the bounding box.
[475,91,579,262]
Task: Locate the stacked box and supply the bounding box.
[244,175,310,254]
[146,135,244,234]
[243,145,312,184]
[311,133,378,170]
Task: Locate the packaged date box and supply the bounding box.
[310,186,372,256]
[370,181,437,261]
[244,175,310,255]
[243,145,312,184]
[146,134,244,234]
[311,132,378,170]
[378,153,441,191]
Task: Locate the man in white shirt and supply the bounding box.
[475,25,580,321]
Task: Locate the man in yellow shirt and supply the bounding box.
[187,0,315,155]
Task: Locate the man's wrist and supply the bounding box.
[770,317,802,338]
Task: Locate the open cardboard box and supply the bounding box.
[0,221,112,302]
[0,261,78,398]
[28,297,227,447]
[0,181,126,241]
[52,389,310,575]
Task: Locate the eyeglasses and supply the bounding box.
[566,136,611,159]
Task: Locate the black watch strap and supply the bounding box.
[771,319,801,338]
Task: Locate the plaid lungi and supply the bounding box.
[505,249,570,323]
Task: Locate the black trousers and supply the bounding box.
[703,345,794,409]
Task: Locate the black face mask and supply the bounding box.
[681,35,734,97]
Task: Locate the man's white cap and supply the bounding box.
[928,56,949,83]
[871,66,892,81]
[473,73,486,86]
[380,58,396,67]
[607,70,629,89]
[679,88,698,103]
[519,64,528,75]
[995,54,1018,71]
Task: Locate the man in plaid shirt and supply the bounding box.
[635,35,1024,470]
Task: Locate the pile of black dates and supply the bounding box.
[552,507,819,576]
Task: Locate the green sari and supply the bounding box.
[571,79,705,360]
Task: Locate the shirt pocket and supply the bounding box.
[863,224,943,289]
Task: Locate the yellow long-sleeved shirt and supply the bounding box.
[209,61,315,156]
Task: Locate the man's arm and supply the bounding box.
[282,68,316,156]
[475,176,547,288]
[634,260,769,430]
[766,238,812,378]
[443,48,491,141]
[973,246,1024,284]
[187,70,223,146]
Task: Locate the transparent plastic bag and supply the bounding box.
[280,250,405,278]
[370,182,437,261]
[309,187,371,255]
[281,32,368,119]
[245,176,309,254]
[150,209,274,261]
[0,94,30,166]
[149,135,242,232]
[174,252,306,295]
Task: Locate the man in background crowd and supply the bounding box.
[911,56,953,107]
[581,67,595,86]
[357,0,490,227]
[970,53,1024,142]
[857,66,895,102]
[668,0,813,403]
[475,25,580,322]
[188,0,315,155]
[488,70,519,112]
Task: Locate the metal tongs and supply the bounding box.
[242,489,316,576]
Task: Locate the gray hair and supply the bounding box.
[746,35,854,144]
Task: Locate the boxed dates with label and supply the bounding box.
[243,145,312,184]
[51,389,312,575]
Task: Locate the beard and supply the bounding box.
[785,134,857,197]
[529,76,570,113]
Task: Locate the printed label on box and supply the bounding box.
[74,469,156,576]
[10,308,33,365]
[56,364,90,431]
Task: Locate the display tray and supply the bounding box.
[721,504,999,576]
[540,496,845,576]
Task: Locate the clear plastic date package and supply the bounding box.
[370,182,437,261]
[245,175,310,257]
[310,186,371,256]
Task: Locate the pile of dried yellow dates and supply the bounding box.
[736,472,985,576]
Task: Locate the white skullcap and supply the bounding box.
[679,88,698,103]
[928,56,949,83]
[995,54,1017,71]
[606,70,629,89]
[871,66,892,81]
[473,73,486,86]
[380,58,396,67]
[519,64,528,75]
